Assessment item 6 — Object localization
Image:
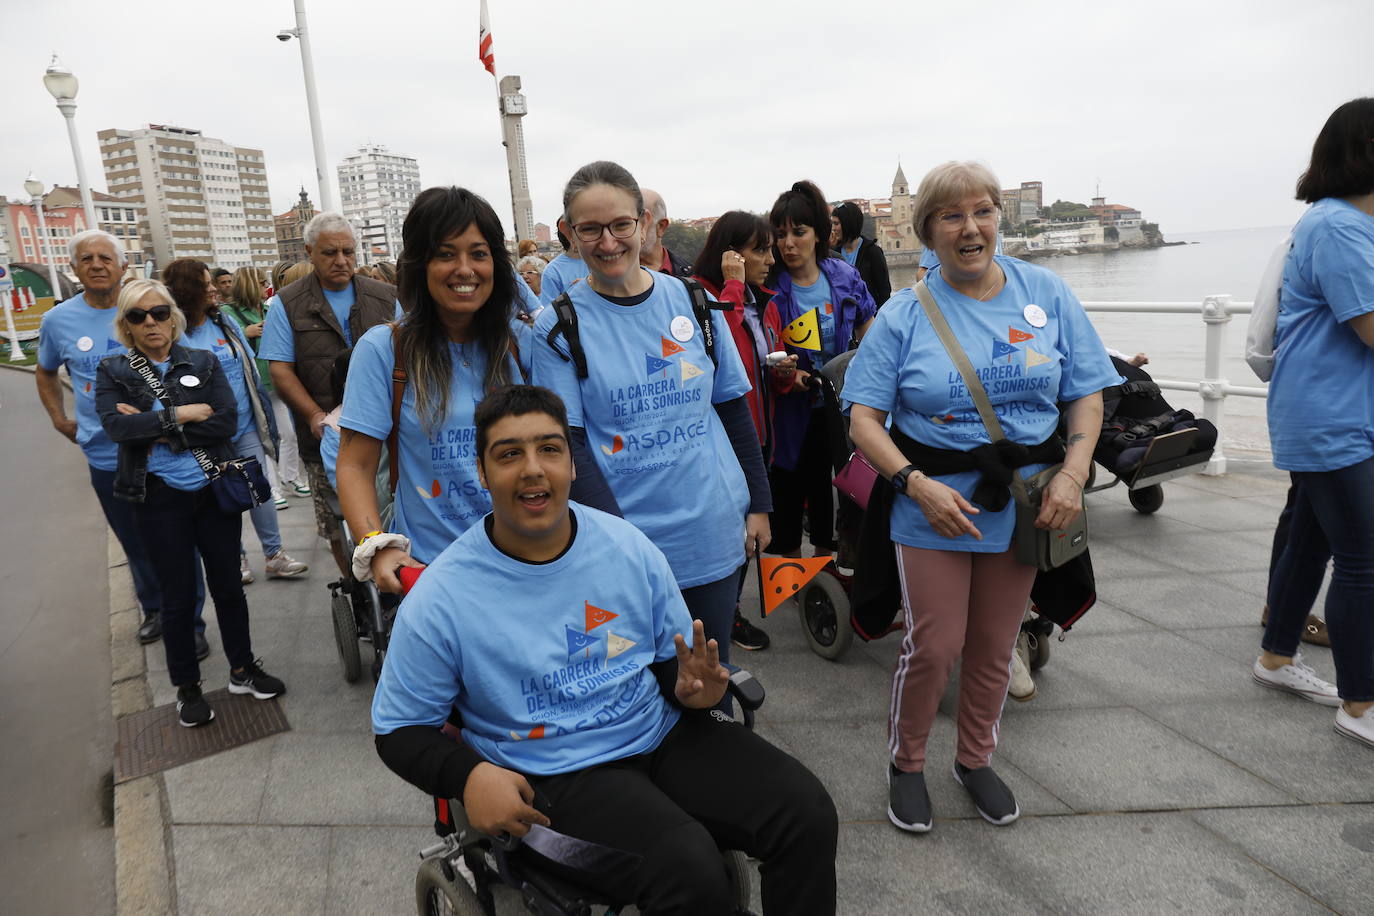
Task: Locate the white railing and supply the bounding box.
[1080,296,1268,476]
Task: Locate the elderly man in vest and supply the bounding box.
[259,213,399,569]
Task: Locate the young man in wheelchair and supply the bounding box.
[372,385,837,915]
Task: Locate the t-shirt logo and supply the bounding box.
[563,601,634,660]
[992,339,1019,362]
[645,354,674,377]
[680,359,704,382]
[1008,327,1034,344]
[415,479,444,499]
[600,434,625,456]
[661,337,685,357]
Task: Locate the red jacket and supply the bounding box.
[694,275,795,462]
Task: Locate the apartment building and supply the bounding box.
[337,144,421,260]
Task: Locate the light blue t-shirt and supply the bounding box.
[840,245,860,267]
[320,424,341,489]
[844,256,1120,551]
[259,285,402,362]
[371,503,687,776]
[340,321,531,564]
[145,359,212,492]
[1269,197,1374,471]
[182,314,255,442]
[789,271,838,368]
[538,253,586,305]
[513,269,541,317]
[532,270,752,588]
[37,293,126,470]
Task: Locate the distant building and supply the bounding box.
[97,124,276,271]
[1000,182,1044,226]
[275,189,318,264]
[5,186,145,277]
[874,163,920,254]
[533,222,551,244]
[337,144,420,261]
[1089,196,1142,226]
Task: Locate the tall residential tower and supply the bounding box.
[336,144,420,260]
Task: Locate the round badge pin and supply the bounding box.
[670,315,694,342]
[180,375,201,388]
[77,336,94,352]
[1024,304,1048,328]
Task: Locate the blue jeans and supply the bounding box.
[1264,456,1374,701]
[88,464,205,631]
[234,430,282,557]
[135,475,255,686]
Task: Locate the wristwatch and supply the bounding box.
[891,464,920,494]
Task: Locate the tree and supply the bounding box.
[1048,199,1095,220]
[661,221,709,263]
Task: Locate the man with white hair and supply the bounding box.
[259,213,398,562]
[638,188,694,278]
[35,230,207,653]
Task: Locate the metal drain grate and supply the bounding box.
[114,689,290,783]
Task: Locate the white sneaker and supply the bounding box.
[1252,654,1340,707]
[1335,706,1374,749]
[273,493,289,510]
[265,551,309,579]
[240,554,254,585]
[1009,633,1036,701]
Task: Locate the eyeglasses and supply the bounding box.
[571,217,639,243]
[127,305,173,324]
[935,205,999,228]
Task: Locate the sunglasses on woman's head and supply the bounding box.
[127,305,173,324]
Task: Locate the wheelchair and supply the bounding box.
[414,669,767,916]
[323,491,395,683]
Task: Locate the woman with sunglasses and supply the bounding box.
[163,259,308,585]
[531,161,771,673]
[97,280,286,728]
[767,180,877,561]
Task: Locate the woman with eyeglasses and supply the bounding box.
[845,161,1117,832]
[531,161,771,673]
[96,279,286,728]
[766,180,877,562]
[517,255,546,298]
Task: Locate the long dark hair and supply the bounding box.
[163,257,212,324]
[1296,98,1374,203]
[694,211,771,290]
[395,186,518,433]
[767,180,831,285]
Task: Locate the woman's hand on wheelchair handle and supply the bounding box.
[1035,472,1083,531]
[463,762,551,838]
[371,546,424,594]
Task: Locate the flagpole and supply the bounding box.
[756,553,766,622]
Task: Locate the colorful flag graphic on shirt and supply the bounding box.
[782,309,821,350]
[1025,347,1053,368]
[599,434,625,456]
[585,602,618,630]
[646,354,674,377]
[661,336,685,357]
[1008,327,1034,343]
[565,625,599,657]
[680,359,704,382]
[605,631,636,659]
[991,339,1019,362]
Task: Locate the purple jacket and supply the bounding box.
[770,258,876,470]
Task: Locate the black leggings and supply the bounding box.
[769,409,836,554]
[525,711,837,915]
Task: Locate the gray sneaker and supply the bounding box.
[265,551,309,579]
[953,763,1019,826]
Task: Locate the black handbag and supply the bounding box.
[125,352,271,514]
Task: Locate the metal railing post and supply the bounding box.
[1198,294,1232,475]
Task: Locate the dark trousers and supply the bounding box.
[525,711,838,916]
[134,475,253,686]
[1265,457,1374,700]
[769,410,836,554]
[89,464,206,631]
[682,567,745,714]
[1265,475,1330,614]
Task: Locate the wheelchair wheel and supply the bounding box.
[1025,629,1052,671]
[722,849,754,915]
[797,573,853,660]
[415,856,486,916]
[330,590,362,683]
[1128,484,1164,514]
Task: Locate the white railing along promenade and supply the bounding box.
[1080,295,1267,476]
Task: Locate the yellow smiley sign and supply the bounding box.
[782,308,821,350]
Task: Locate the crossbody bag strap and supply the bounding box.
[912,279,1031,504]
[125,351,220,480]
[388,323,407,496]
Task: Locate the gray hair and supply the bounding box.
[69,228,127,262]
[562,161,644,222]
[516,255,545,276]
[642,188,668,222]
[304,212,358,248]
[912,161,1002,248]
[113,279,186,349]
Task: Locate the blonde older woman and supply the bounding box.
[845,161,1119,831]
[96,279,285,728]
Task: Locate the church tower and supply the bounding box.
[889,161,916,250]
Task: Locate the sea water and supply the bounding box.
[888,225,1291,461]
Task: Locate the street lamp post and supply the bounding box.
[24,175,65,300]
[278,0,338,213]
[41,55,99,230]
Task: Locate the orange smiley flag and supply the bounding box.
[757,556,834,615]
[585,601,618,630]
[781,309,821,350]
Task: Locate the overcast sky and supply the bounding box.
[3,0,1369,237]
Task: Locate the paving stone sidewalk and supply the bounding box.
[115,463,1374,915]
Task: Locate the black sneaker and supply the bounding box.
[228,659,286,700]
[887,764,932,833]
[731,611,770,651]
[176,683,215,727]
[953,762,1019,826]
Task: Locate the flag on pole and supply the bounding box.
[478,0,496,75]
[756,556,834,616]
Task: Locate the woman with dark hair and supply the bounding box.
[163,258,306,585]
[1257,97,1374,750]
[336,186,531,592]
[832,201,892,306]
[531,161,772,673]
[693,211,797,649]
[766,180,876,559]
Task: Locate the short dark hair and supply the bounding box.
[212,267,231,280]
[1296,98,1374,203]
[474,385,571,459]
[833,201,864,245]
[694,210,772,290]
